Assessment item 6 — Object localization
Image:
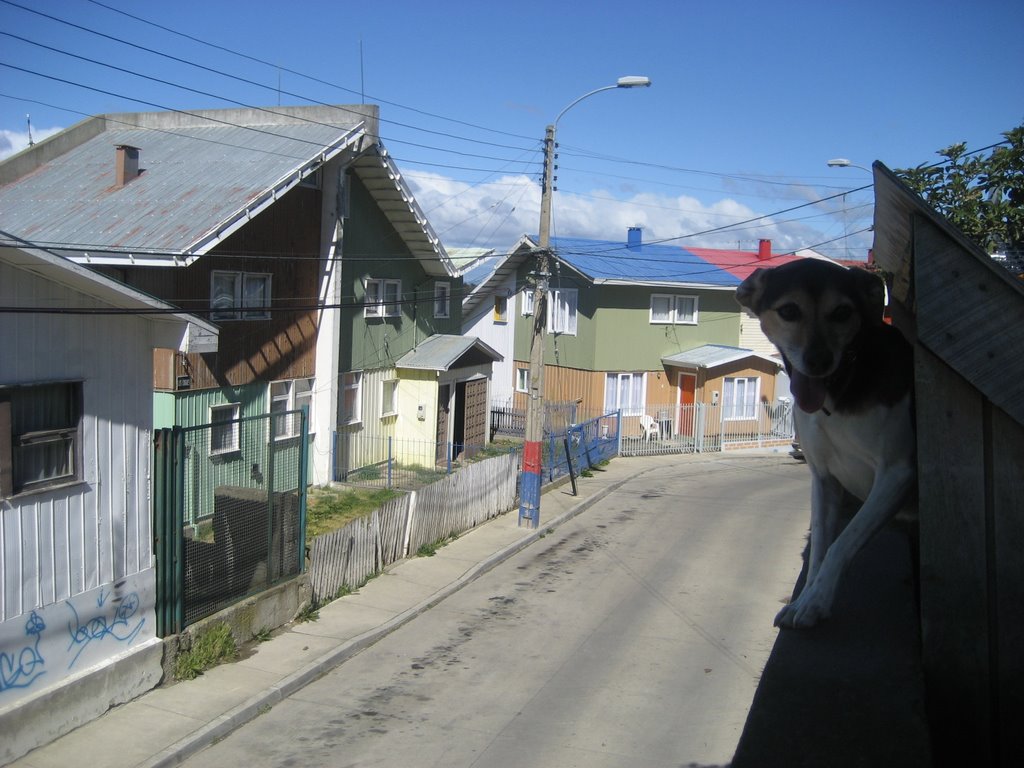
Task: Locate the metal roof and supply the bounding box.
[395,334,502,371]
[661,344,780,371]
[0,105,451,274]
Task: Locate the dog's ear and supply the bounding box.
[849,268,886,324]
[736,269,769,314]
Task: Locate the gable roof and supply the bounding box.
[461,232,825,318]
[661,344,780,372]
[0,105,452,275]
[395,334,502,371]
[1,241,218,353]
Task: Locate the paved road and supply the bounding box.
[181,455,811,768]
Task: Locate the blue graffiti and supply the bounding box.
[0,611,47,692]
[65,589,145,669]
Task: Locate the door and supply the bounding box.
[679,373,696,436]
[436,384,450,462]
[461,378,488,458]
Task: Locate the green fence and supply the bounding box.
[154,409,308,635]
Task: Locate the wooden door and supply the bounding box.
[679,373,696,436]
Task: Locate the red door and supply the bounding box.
[679,373,696,436]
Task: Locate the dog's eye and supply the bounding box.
[828,305,854,323]
[776,303,802,322]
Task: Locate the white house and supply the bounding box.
[0,244,217,763]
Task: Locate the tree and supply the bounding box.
[897,124,1024,263]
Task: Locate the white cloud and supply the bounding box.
[407,170,859,256]
[0,127,63,161]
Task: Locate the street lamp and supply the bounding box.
[519,75,652,529]
[827,158,871,173]
[827,158,871,260]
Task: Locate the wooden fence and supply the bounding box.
[874,163,1024,767]
[308,451,519,603]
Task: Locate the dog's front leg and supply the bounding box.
[805,469,844,587]
[775,463,916,629]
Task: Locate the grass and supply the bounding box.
[174,623,238,680]
[305,485,402,540]
[416,532,458,557]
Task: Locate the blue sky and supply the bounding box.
[1,0,1021,261]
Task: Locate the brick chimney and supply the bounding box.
[115,145,140,187]
[627,227,642,249]
[757,239,772,260]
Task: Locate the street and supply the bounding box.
[181,455,811,768]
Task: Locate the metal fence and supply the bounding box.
[618,401,795,456]
[154,409,309,635]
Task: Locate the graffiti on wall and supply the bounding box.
[0,569,155,702]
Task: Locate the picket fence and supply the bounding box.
[308,451,519,603]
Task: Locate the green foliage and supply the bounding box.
[896,124,1024,257]
[174,623,238,680]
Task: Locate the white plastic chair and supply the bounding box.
[639,414,660,441]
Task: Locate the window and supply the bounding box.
[650,294,698,325]
[342,371,362,424]
[1,382,82,497]
[515,367,530,394]
[210,403,240,454]
[381,379,398,417]
[604,373,645,416]
[493,295,508,324]
[723,377,759,419]
[548,288,578,335]
[364,278,401,318]
[434,282,450,319]
[270,378,313,439]
[521,289,535,316]
[211,271,271,321]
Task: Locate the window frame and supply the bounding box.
[364,278,402,319]
[381,378,398,418]
[210,270,272,321]
[548,288,578,335]
[209,402,241,455]
[0,381,84,498]
[270,378,314,440]
[434,281,451,319]
[341,371,363,425]
[493,295,508,324]
[649,293,699,325]
[515,367,530,394]
[722,376,760,420]
[603,372,646,417]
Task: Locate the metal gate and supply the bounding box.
[153,409,309,635]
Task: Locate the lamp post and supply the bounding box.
[826,158,870,261]
[519,75,651,529]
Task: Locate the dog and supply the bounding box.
[736,259,916,629]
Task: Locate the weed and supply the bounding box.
[335,583,354,599]
[416,532,457,557]
[175,623,237,681]
[253,627,272,643]
[294,601,320,623]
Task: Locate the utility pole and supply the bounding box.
[519,124,556,528]
[518,77,651,529]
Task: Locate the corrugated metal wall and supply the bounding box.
[0,258,156,622]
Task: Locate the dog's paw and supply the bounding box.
[773,592,831,629]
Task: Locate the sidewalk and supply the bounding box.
[9,453,687,768]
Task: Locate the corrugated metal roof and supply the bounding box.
[550,235,806,287]
[0,105,451,275]
[661,344,780,371]
[395,334,502,371]
[0,112,366,262]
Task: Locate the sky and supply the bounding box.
[1,0,1022,262]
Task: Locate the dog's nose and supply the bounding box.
[804,342,834,377]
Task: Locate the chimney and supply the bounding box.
[115,145,140,187]
[627,226,642,249]
[757,239,772,260]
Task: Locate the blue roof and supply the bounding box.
[547,235,740,288]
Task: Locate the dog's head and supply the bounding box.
[736,260,885,412]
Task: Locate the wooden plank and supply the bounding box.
[915,346,993,764]
[914,215,1024,428]
[992,408,1024,765]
